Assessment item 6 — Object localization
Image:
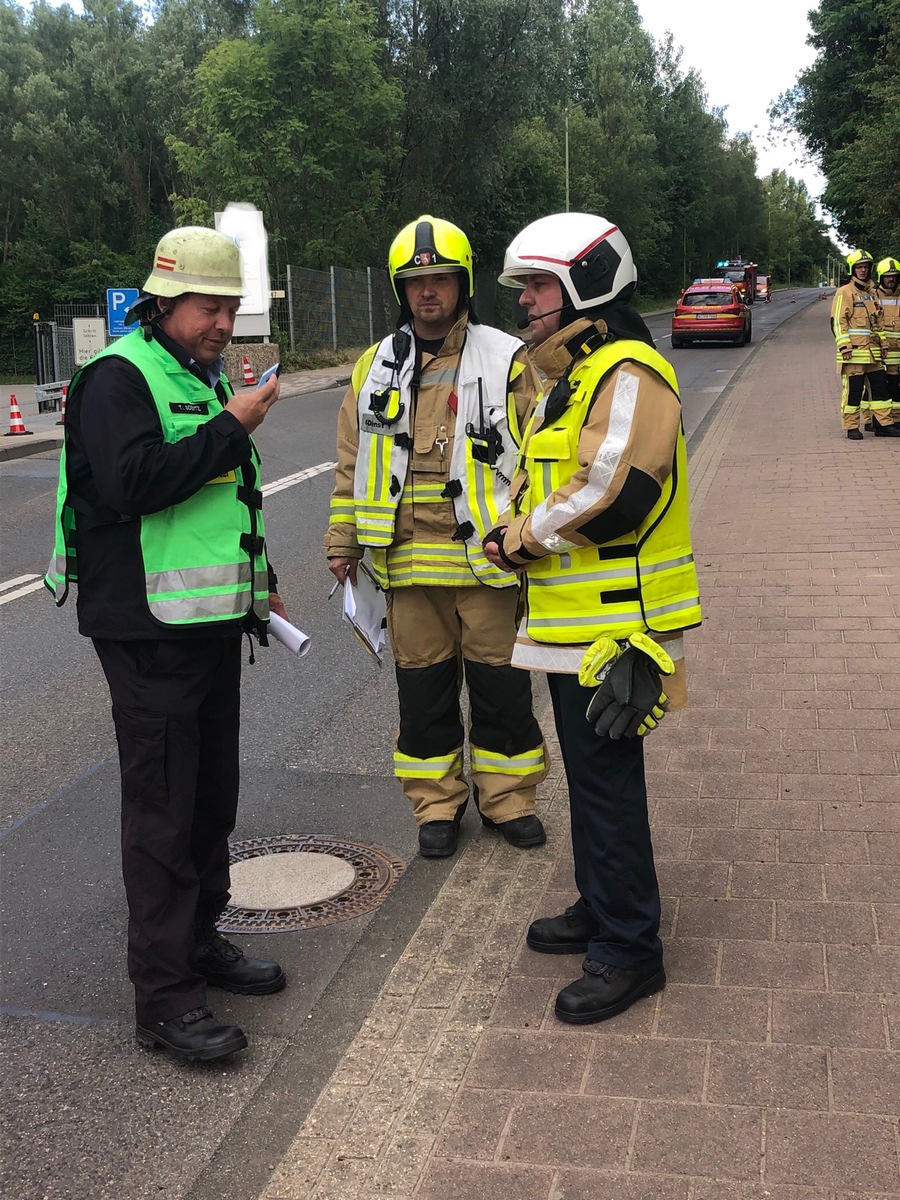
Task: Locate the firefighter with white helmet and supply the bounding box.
[47,225,287,1062]
[831,249,899,438]
[325,215,548,859]
[875,256,900,426]
[484,212,702,1024]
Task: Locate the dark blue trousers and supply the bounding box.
[548,672,663,969]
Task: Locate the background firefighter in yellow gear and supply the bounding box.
[831,249,899,438]
[875,256,900,426]
[325,216,549,858]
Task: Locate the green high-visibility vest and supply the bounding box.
[515,338,702,644]
[45,330,270,628]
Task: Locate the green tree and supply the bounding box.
[380,0,566,261]
[774,0,899,248]
[168,0,401,269]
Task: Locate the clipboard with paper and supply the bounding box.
[341,563,387,664]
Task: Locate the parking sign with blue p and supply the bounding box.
[107,288,141,337]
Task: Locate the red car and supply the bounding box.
[671,282,752,348]
[755,274,772,302]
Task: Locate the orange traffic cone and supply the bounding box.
[55,384,68,426]
[241,356,256,386]
[4,393,33,437]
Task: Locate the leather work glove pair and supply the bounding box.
[578,632,675,739]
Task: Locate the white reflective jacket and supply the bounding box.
[352,322,524,588]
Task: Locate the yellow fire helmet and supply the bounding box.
[846,248,874,274]
[876,256,900,284]
[388,216,473,305]
[142,226,244,299]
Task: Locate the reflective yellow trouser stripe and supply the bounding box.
[394,749,463,779]
[470,745,546,776]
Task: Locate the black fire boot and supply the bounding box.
[193,928,286,995]
[136,1006,248,1061]
[418,799,468,858]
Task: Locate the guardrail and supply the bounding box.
[35,380,70,413]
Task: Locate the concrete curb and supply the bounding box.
[0,435,62,463]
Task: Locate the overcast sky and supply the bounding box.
[633,0,825,202]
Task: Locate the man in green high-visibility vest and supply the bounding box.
[46,226,287,1062]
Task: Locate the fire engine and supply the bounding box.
[712,259,758,304]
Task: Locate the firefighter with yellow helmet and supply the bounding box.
[46,226,287,1063]
[325,216,548,858]
[484,212,702,1024]
[830,249,899,438]
[875,256,900,426]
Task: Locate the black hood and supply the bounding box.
[586,296,656,348]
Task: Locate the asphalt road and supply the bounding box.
[0,287,826,1200]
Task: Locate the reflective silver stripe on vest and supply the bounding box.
[50,553,68,584]
[529,553,695,589]
[145,562,250,593]
[646,596,700,619]
[526,610,644,628]
[531,367,638,548]
[528,565,637,586]
[149,592,249,621]
[524,593,699,629]
[641,553,695,575]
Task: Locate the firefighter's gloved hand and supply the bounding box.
[582,632,675,739]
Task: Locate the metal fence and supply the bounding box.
[272,265,506,352]
[32,265,510,384]
[271,265,396,352]
[48,302,107,382]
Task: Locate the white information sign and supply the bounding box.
[73,317,107,366]
[215,203,271,337]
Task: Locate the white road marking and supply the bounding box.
[0,579,45,605]
[1,574,40,592]
[263,462,337,496]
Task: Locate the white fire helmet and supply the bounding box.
[499,213,637,311]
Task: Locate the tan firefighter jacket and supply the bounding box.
[325,313,540,588]
[875,283,900,367]
[831,280,882,366]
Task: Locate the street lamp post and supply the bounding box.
[565,106,570,212]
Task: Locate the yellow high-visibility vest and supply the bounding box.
[515,339,702,645]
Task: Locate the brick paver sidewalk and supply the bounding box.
[260,300,900,1200]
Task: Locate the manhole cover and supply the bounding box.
[230,852,356,908]
[218,834,406,933]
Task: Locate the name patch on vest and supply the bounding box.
[170,402,209,414]
[360,413,394,435]
[206,470,236,484]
